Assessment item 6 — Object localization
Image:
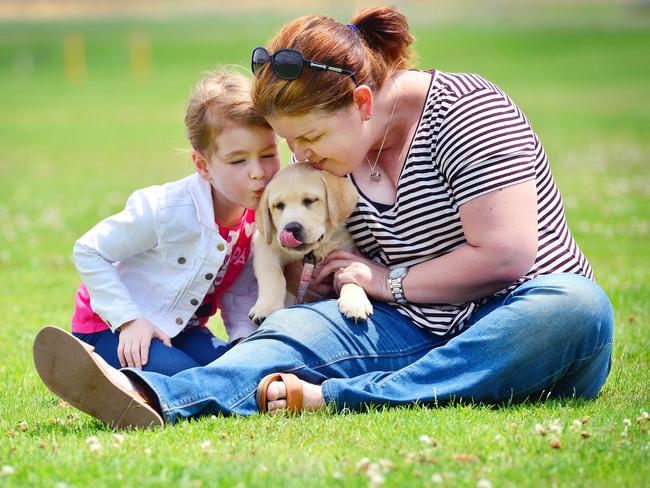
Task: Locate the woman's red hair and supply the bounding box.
[252,6,415,117]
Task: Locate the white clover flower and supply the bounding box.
[144,448,152,455]
[641,411,649,419]
[419,434,433,445]
[533,423,547,435]
[369,472,385,487]
[112,434,125,444]
[548,419,562,434]
[367,463,381,477]
[356,457,370,471]
[200,440,212,452]
[1,466,15,476]
[85,436,99,445]
[89,443,102,453]
[431,473,444,484]
[573,420,582,428]
[494,434,503,441]
[378,459,393,472]
[623,418,632,426]
[477,479,493,488]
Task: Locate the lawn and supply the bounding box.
[0,4,649,487]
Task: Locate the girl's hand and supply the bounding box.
[117,318,172,369]
[312,249,391,301]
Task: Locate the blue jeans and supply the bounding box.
[74,326,230,376]
[124,274,614,423]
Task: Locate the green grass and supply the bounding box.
[1,8,649,487]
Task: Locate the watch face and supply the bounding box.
[389,266,407,279]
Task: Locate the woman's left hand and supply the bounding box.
[312,249,391,301]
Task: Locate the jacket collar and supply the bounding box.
[189,173,217,230]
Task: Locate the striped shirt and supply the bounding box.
[346,70,593,336]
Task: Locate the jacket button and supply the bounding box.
[176,317,183,325]
[190,298,199,305]
[205,273,214,280]
[177,257,186,264]
[217,243,225,251]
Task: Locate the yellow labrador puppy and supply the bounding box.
[248,163,373,324]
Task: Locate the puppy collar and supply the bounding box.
[295,251,317,304]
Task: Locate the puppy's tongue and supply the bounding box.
[280,229,303,248]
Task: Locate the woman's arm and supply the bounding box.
[315,179,538,304]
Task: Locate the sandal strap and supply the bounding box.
[256,372,304,414]
[278,373,303,413]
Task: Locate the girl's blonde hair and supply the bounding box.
[252,6,416,117]
[185,70,272,157]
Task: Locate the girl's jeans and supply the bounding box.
[124,273,614,423]
[74,326,230,376]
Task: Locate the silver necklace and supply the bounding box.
[366,78,398,182]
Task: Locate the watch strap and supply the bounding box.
[388,271,407,304]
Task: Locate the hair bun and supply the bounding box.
[351,6,415,70]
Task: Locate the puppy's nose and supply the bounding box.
[284,221,303,237]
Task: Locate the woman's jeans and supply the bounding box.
[124,274,614,423]
[74,326,230,376]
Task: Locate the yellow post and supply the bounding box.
[129,32,151,83]
[63,33,86,83]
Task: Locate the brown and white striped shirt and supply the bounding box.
[346,71,593,336]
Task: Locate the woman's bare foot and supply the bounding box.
[265,379,325,414]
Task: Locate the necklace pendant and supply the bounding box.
[370,171,382,182]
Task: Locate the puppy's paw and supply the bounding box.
[249,302,283,325]
[338,294,373,323]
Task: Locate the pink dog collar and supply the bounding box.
[295,251,317,304]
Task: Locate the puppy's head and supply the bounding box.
[256,164,357,253]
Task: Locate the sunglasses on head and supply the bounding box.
[251,47,358,85]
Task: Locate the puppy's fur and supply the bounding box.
[249,163,373,324]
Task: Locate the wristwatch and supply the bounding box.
[387,266,409,304]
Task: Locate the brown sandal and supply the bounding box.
[255,372,304,414]
[33,326,163,429]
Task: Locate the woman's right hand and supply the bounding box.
[117,318,172,369]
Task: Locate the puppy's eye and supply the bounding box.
[302,198,318,207]
[274,202,285,211]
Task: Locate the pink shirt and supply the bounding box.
[72,209,256,335]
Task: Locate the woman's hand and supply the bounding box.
[117,318,172,369]
[312,249,391,301]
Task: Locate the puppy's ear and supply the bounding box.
[255,187,275,245]
[319,170,359,227]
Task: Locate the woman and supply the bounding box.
[33,7,613,428]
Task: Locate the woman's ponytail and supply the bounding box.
[351,6,416,71]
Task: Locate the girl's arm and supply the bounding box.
[73,188,159,332]
[219,255,259,343]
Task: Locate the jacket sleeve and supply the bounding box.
[219,255,259,343]
[73,188,159,332]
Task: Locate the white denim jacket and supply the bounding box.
[73,172,258,341]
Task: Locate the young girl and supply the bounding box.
[70,70,281,375]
